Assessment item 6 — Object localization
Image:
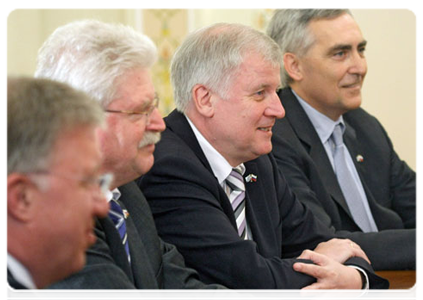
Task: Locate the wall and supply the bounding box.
[7,9,416,170]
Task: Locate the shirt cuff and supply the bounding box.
[348,265,369,289]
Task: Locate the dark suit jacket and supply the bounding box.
[138,110,388,289]
[47,181,222,289]
[271,87,416,270]
[5,268,41,300]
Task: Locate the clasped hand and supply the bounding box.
[293,238,370,289]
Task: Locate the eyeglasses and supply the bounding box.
[29,171,113,198]
[105,95,159,122]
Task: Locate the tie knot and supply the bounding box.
[332,123,344,147]
[226,165,246,192]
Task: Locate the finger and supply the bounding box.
[293,262,325,279]
[298,250,327,266]
[297,249,313,260]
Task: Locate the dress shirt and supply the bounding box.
[7,253,36,289]
[293,91,370,288]
[294,90,371,221]
[186,116,252,239]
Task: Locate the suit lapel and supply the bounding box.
[280,88,353,218]
[244,161,279,254]
[165,110,213,173]
[117,183,160,288]
[165,110,238,230]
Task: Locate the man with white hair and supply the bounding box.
[139,22,388,289]
[35,19,223,289]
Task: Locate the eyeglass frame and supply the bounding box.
[28,171,113,198]
[104,95,159,122]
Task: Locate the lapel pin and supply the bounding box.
[122,209,130,219]
[245,174,257,183]
[356,155,364,163]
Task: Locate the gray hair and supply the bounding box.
[267,9,351,87]
[8,77,104,175]
[35,19,158,107]
[171,23,282,113]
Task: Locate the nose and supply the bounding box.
[350,51,367,77]
[265,92,285,119]
[146,107,166,132]
[92,191,110,218]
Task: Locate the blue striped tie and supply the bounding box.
[225,165,248,239]
[109,200,131,262]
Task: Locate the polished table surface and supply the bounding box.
[375,270,416,289]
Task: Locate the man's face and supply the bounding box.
[293,13,367,120]
[32,125,109,279]
[209,52,285,166]
[100,68,166,187]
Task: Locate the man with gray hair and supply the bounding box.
[7,77,109,288]
[268,9,415,270]
[138,22,388,289]
[35,19,222,289]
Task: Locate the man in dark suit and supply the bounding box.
[35,19,223,289]
[138,23,388,289]
[7,77,109,288]
[267,9,415,270]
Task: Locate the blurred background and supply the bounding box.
[7,9,416,170]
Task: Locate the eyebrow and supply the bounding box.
[327,40,367,54]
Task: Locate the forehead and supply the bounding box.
[112,68,155,109]
[49,126,101,172]
[308,13,364,49]
[234,52,280,87]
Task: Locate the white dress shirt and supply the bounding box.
[7,253,36,289]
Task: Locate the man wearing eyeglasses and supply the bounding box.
[7,77,110,289]
[34,19,223,289]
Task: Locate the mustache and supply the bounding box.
[138,131,161,148]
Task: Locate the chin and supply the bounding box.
[135,155,154,175]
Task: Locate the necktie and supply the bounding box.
[109,199,131,262]
[331,124,378,232]
[225,165,248,239]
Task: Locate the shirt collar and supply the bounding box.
[186,116,242,185]
[7,253,37,289]
[106,188,121,202]
[292,89,344,144]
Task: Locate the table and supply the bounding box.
[375,270,416,289]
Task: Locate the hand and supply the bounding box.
[294,250,363,289]
[312,238,370,264]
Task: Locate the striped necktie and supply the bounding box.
[225,165,248,239]
[109,199,131,262]
[331,123,378,232]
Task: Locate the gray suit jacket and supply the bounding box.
[48,181,224,289]
[271,88,416,270]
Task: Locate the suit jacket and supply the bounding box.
[5,267,41,300]
[138,110,388,289]
[271,87,416,270]
[48,181,222,289]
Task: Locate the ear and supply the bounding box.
[7,174,37,222]
[191,84,215,118]
[283,53,303,82]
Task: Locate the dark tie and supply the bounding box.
[109,199,131,262]
[225,165,248,239]
[331,123,378,232]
